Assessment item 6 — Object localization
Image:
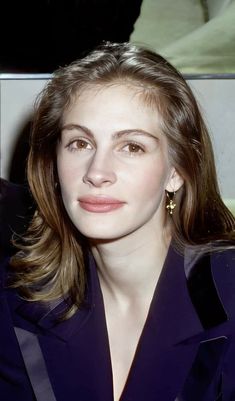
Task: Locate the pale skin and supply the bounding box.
[57,84,183,400]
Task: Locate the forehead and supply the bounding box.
[62,84,163,134]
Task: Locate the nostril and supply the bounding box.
[82,170,116,187]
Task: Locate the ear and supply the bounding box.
[165,168,184,192]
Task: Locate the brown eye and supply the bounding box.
[122,143,144,154]
[76,140,88,149]
[129,144,141,152]
[67,139,92,152]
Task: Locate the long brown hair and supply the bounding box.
[11,42,235,316]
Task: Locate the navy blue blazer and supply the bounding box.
[0,245,235,401]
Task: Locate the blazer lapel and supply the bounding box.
[177,247,234,401]
[177,335,228,401]
[121,245,229,401]
[11,253,98,341]
[14,327,57,401]
[184,247,228,329]
[119,245,203,400]
[9,255,114,401]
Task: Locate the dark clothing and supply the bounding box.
[0,244,235,400]
[0,179,34,259]
[1,0,143,73]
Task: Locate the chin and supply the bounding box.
[77,229,122,242]
[72,220,129,242]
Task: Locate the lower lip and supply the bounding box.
[79,201,124,213]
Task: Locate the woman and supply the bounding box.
[1,42,235,401]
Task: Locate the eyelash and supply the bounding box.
[66,139,92,152]
[65,139,145,155]
[121,142,145,154]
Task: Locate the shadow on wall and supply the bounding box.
[8,119,32,186]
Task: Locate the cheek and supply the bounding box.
[57,155,80,192]
[133,163,169,197]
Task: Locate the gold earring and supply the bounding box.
[166,191,176,215]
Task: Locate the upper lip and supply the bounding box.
[78,196,124,204]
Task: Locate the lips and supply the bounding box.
[78,196,125,213]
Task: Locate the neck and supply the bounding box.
[90,226,171,304]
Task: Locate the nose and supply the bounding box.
[83,150,117,187]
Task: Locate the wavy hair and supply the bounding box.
[11,42,235,317]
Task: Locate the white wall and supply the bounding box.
[1,76,235,200]
[188,79,235,199]
[0,78,47,180]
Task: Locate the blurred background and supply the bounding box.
[1,0,235,212]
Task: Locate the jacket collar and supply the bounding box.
[9,243,228,343]
[8,252,98,340]
[184,246,228,329]
[147,245,202,345]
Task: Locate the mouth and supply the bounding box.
[78,196,125,213]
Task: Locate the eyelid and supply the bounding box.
[65,137,94,151]
[118,133,159,146]
[65,135,93,146]
[120,141,146,154]
[122,141,144,148]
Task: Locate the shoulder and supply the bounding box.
[184,244,235,329]
[210,247,235,319]
[0,257,34,400]
[184,244,235,295]
[211,246,235,268]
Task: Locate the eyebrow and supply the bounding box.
[61,123,158,140]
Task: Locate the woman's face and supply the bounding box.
[57,84,182,241]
